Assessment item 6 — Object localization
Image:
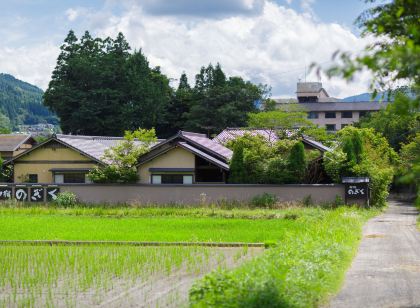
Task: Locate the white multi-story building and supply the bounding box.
[276,82,389,132]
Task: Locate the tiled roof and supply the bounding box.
[0,134,34,152]
[178,142,230,170]
[179,131,232,160]
[213,128,331,152]
[56,134,162,163]
[213,128,289,145]
[138,131,233,168]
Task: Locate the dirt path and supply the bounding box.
[329,200,420,308]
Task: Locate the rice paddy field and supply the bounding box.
[0,204,379,307]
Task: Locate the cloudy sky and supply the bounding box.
[0,0,373,98]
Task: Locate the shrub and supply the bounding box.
[54,192,78,208]
[288,141,306,182]
[250,193,277,208]
[302,195,313,207]
[324,127,397,207]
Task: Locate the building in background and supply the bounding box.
[275,82,389,132]
[0,134,36,160]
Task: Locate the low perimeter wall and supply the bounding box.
[57,184,345,205]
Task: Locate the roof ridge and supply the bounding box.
[56,134,125,140]
[180,131,207,137]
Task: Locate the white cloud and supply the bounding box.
[0,0,372,98]
[0,43,59,90]
[95,1,371,98]
[65,8,80,21]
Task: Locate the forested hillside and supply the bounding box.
[0,73,59,130]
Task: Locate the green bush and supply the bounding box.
[250,193,277,208]
[54,192,78,208]
[324,127,397,207]
[302,195,313,207]
[189,207,377,307]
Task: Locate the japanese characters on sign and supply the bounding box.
[0,186,12,200]
[30,187,44,202]
[0,185,61,202]
[46,186,60,201]
[347,185,365,196]
[15,187,29,201]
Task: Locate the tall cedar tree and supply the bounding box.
[44,31,171,136]
[288,141,306,182]
[228,142,247,183]
[162,73,192,137]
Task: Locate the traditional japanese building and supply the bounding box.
[0,134,36,160]
[137,131,232,184]
[8,134,154,183]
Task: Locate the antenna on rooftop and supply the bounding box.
[304,64,307,82]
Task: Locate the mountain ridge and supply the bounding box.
[0,73,59,130]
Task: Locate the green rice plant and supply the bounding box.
[190,207,378,307]
[0,245,220,307]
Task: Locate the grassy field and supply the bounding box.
[190,206,378,307]
[0,207,319,243]
[0,204,379,307]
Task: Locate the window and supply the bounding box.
[307,111,319,119]
[325,112,336,118]
[54,173,86,184]
[298,96,318,103]
[341,111,353,118]
[341,124,348,129]
[183,175,193,184]
[151,175,162,184]
[54,174,64,184]
[326,124,336,131]
[28,174,38,183]
[151,174,193,184]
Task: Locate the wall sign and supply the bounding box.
[30,187,45,202]
[0,185,61,202]
[46,187,60,201]
[0,186,12,200]
[15,187,29,201]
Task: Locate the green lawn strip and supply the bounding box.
[189,207,379,308]
[0,206,296,219]
[0,213,298,243]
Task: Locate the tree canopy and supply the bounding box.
[325,0,420,100]
[44,32,266,138]
[44,31,172,136]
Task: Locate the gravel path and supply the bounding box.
[329,200,420,308]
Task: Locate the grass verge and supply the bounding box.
[189,207,378,307]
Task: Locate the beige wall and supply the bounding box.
[309,111,361,130]
[13,147,97,183]
[60,184,345,205]
[138,147,195,184]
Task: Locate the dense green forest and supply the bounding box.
[0,73,59,131]
[44,31,265,137]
